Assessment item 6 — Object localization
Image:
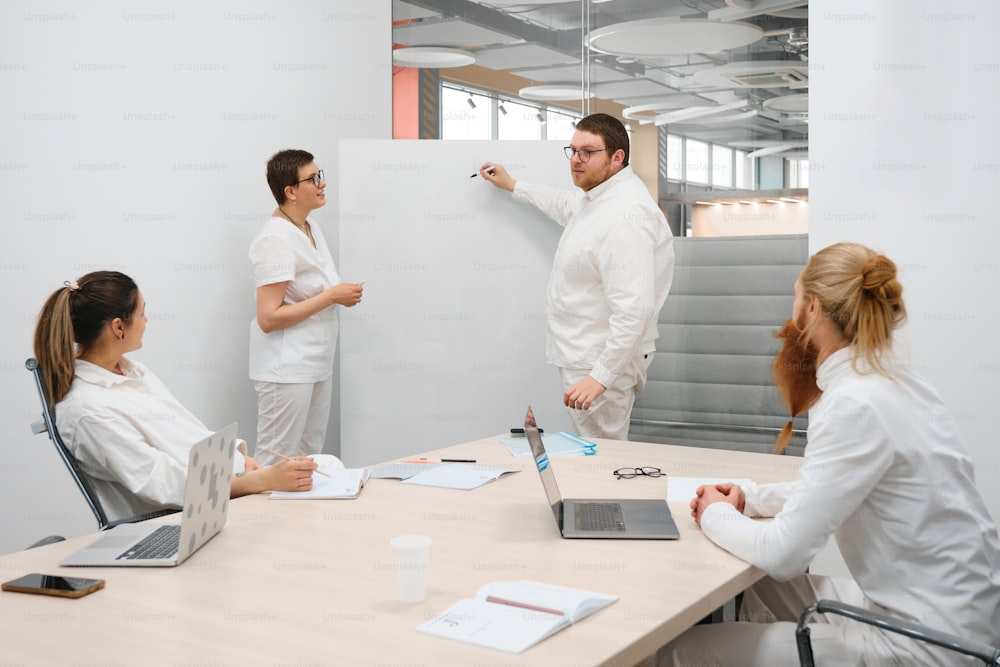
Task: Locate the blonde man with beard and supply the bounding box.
[658,243,1000,666]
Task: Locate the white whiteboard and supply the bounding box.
[338,140,573,466]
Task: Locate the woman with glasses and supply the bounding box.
[249,149,363,465]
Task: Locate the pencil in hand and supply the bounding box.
[265,450,331,478]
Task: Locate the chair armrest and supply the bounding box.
[797,599,1000,666]
[27,535,66,550]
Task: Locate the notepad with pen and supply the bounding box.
[417,580,617,653]
[269,468,370,500]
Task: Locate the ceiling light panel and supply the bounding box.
[589,18,763,58]
[762,92,808,114]
[393,47,476,68]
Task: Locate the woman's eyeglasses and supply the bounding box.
[292,170,324,188]
[613,466,663,480]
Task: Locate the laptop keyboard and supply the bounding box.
[117,525,181,561]
[575,502,626,532]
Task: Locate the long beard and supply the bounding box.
[771,318,822,452]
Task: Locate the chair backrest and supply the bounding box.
[25,357,177,530]
[630,234,809,455]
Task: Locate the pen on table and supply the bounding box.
[469,167,496,178]
[265,449,332,477]
[400,458,478,464]
[485,595,564,616]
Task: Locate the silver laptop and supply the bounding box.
[524,407,678,540]
[61,423,238,567]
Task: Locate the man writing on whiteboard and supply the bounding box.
[478,113,674,440]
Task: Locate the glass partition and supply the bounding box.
[392,0,809,236]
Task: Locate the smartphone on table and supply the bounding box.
[2,573,105,598]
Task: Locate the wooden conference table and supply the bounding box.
[0,436,801,666]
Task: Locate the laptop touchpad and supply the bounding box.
[90,534,138,549]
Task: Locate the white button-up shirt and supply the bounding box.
[701,347,1000,649]
[248,216,341,383]
[57,358,246,523]
[512,166,674,387]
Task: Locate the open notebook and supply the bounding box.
[418,580,617,653]
[270,454,369,499]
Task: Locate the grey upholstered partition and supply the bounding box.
[630,234,809,456]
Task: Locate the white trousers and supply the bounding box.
[253,377,333,465]
[560,353,653,441]
[657,574,930,667]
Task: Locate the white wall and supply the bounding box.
[0,1,390,554]
[811,1,1000,524]
[337,140,572,466]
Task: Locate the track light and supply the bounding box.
[498,103,507,116]
[466,96,476,109]
[536,112,545,124]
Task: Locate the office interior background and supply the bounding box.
[1,0,998,556]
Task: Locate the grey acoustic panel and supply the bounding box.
[392,17,521,48]
[630,234,809,457]
[474,43,578,70]
[511,62,632,84]
[393,0,440,21]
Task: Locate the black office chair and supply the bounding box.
[796,599,1000,666]
[25,357,177,532]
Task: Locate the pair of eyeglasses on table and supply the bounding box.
[613,466,663,480]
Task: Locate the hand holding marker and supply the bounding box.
[470,166,496,178]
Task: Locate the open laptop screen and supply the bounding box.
[525,406,562,523]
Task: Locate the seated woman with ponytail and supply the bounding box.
[658,243,1000,666]
[34,271,318,523]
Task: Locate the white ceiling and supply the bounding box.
[393,0,809,154]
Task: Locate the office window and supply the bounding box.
[735,149,755,189]
[546,109,577,142]
[441,86,490,140]
[666,134,683,180]
[712,145,733,189]
[498,99,543,140]
[686,139,709,185]
[788,158,809,188]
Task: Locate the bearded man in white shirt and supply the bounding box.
[658,242,1000,666]
[478,113,674,440]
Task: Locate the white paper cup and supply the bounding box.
[390,535,432,603]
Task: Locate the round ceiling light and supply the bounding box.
[672,109,759,125]
[762,93,808,114]
[519,84,593,101]
[392,47,475,69]
[589,18,763,58]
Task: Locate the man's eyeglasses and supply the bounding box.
[564,147,607,163]
[292,170,324,188]
[613,466,663,480]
